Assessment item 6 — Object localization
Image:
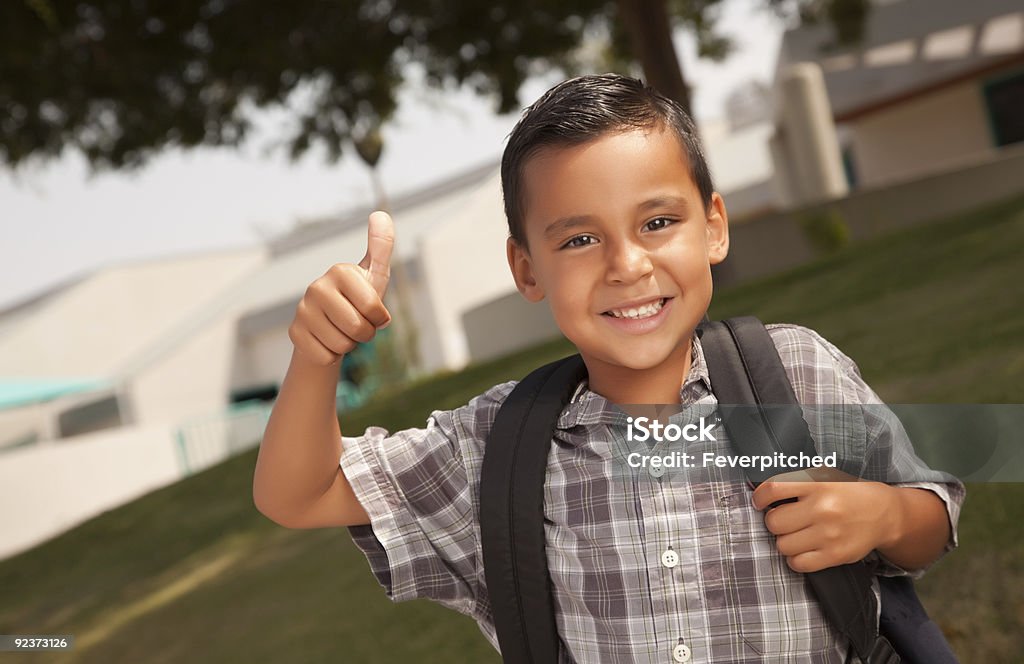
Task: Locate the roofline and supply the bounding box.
[834,53,1024,122]
[269,158,500,257]
[0,243,264,319]
[0,270,94,318]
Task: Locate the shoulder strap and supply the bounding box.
[699,317,898,664]
[480,354,586,664]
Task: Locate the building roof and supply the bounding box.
[777,0,1024,119]
[0,377,111,410]
[119,160,503,377]
[0,246,266,383]
[268,159,499,257]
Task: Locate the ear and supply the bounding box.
[507,237,545,302]
[705,192,730,265]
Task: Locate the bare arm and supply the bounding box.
[874,485,951,571]
[252,211,394,529]
[252,348,370,528]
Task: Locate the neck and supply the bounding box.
[585,337,693,405]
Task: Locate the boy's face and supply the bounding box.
[507,126,729,380]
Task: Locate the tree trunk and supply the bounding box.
[615,0,693,119]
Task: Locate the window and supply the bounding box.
[983,70,1024,147]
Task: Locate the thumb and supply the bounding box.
[358,210,394,297]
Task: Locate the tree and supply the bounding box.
[0,0,868,171]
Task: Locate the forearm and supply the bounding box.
[876,486,951,572]
[253,348,344,521]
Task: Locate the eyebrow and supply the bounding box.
[542,196,690,240]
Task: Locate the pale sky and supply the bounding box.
[0,0,787,311]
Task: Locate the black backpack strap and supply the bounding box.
[480,354,587,664]
[698,317,898,664]
[878,576,958,664]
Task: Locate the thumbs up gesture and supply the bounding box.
[289,211,394,366]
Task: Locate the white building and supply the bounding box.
[776,0,1024,190]
[0,247,267,447]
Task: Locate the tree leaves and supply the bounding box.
[0,0,865,170]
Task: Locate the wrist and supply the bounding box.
[875,482,905,553]
[291,347,344,376]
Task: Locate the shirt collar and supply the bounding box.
[555,332,713,431]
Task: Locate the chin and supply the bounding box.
[599,346,678,372]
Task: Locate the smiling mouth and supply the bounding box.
[602,297,671,320]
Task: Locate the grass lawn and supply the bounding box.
[1,193,1022,663]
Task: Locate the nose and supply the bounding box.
[605,238,654,284]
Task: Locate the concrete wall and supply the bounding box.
[129,315,243,426]
[0,423,180,561]
[0,399,58,449]
[0,384,140,449]
[0,401,270,562]
[773,63,850,207]
[848,79,994,188]
[462,291,562,364]
[0,248,265,379]
[232,325,295,394]
[418,170,514,372]
[716,141,1024,288]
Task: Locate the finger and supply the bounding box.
[786,551,829,574]
[752,479,813,511]
[306,307,361,354]
[763,501,814,536]
[357,210,394,297]
[775,527,820,559]
[323,265,391,328]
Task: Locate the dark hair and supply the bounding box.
[501,73,715,248]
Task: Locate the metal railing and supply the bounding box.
[174,380,375,476]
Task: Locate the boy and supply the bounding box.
[253,74,964,662]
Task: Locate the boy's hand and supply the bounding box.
[751,468,899,574]
[288,211,394,367]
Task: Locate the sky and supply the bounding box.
[0,0,788,311]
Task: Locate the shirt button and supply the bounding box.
[673,643,691,662]
[661,548,678,568]
[649,463,665,478]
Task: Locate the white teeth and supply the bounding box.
[607,299,665,319]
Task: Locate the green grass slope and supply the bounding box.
[1,194,1022,663]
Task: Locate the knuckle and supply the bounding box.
[350,322,375,343]
[329,263,360,284]
[374,301,392,324]
[308,278,332,299]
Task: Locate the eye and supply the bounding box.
[561,234,597,249]
[644,217,676,232]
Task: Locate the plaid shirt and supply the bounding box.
[340,324,964,663]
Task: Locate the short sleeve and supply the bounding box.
[767,324,966,579]
[338,381,515,616]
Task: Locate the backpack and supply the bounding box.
[480,317,958,664]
